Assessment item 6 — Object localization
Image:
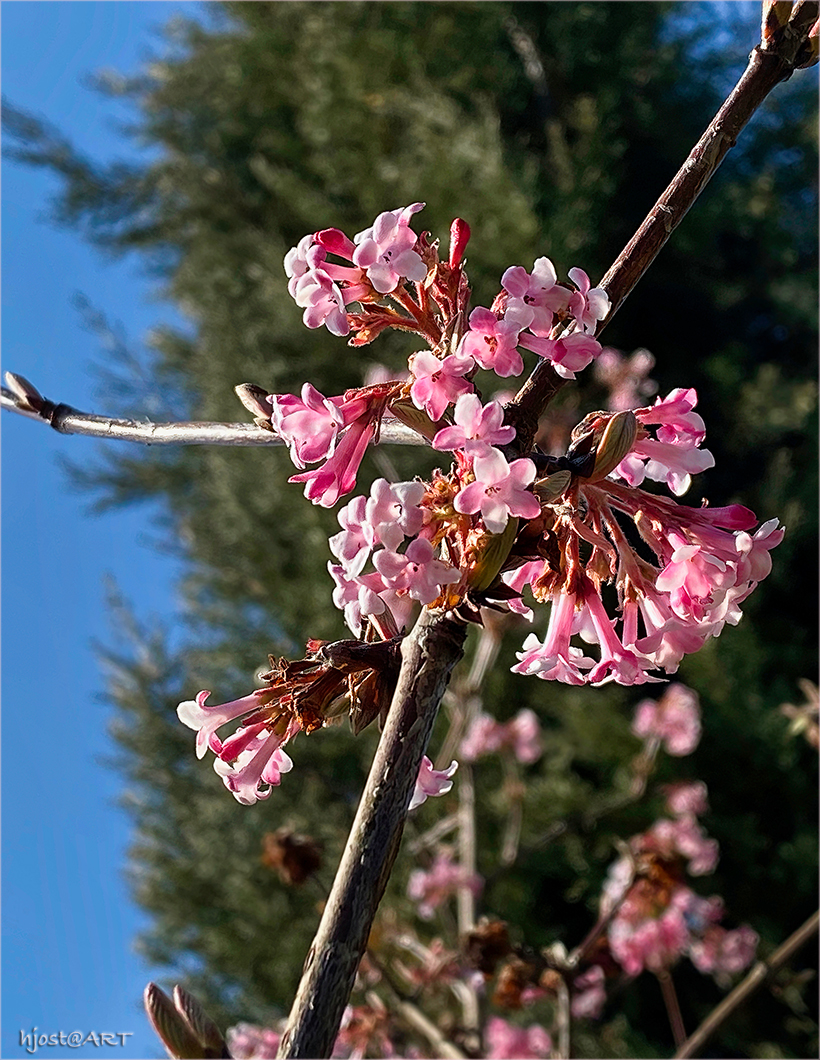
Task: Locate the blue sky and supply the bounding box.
[2,4,207,1057]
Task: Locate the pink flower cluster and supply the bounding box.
[180,204,785,806]
[484,1016,552,1059]
[407,848,483,919]
[461,257,609,381]
[632,683,702,756]
[597,789,756,982]
[510,389,783,687]
[460,707,543,764]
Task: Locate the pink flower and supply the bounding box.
[270,384,345,469]
[613,388,714,495]
[455,448,539,533]
[372,537,460,605]
[328,495,373,576]
[517,329,603,379]
[213,731,295,805]
[644,815,719,876]
[352,202,427,293]
[293,268,350,336]
[407,850,483,919]
[609,898,690,976]
[409,755,458,811]
[502,256,568,335]
[689,924,758,978]
[664,781,709,817]
[459,307,524,377]
[409,348,475,421]
[571,965,607,1020]
[290,413,376,507]
[632,684,702,756]
[484,1016,552,1060]
[433,393,516,456]
[460,708,543,764]
[365,478,426,552]
[511,591,595,685]
[178,689,268,760]
[567,266,610,333]
[227,1022,281,1060]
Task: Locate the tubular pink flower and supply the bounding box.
[270,383,345,469]
[581,578,662,686]
[433,393,516,455]
[214,732,295,806]
[664,781,709,817]
[484,1017,552,1060]
[328,495,373,576]
[372,537,459,604]
[365,478,426,552]
[459,307,524,377]
[502,256,568,335]
[567,266,610,333]
[407,850,483,919]
[353,202,427,293]
[409,348,475,421]
[689,924,758,977]
[571,965,607,1020]
[455,448,539,533]
[290,414,376,507]
[517,329,603,379]
[409,755,458,811]
[511,591,594,684]
[632,684,702,756]
[291,268,350,336]
[178,689,271,760]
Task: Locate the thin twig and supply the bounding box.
[0,382,424,448]
[277,609,467,1059]
[554,975,571,1060]
[658,970,687,1050]
[673,909,820,1059]
[510,21,817,448]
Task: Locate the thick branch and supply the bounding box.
[277,608,466,1059]
[510,28,816,447]
[0,383,423,448]
[673,909,819,1059]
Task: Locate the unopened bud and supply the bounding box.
[144,982,227,1059]
[4,371,45,414]
[449,218,471,268]
[533,469,572,505]
[468,515,518,592]
[583,411,638,483]
[389,394,449,441]
[234,383,274,430]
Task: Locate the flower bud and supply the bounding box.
[234,382,274,430]
[583,411,638,483]
[389,394,450,441]
[468,515,519,592]
[533,469,572,505]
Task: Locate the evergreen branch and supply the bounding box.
[673,909,820,1059]
[510,4,818,448]
[278,608,467,1059]
[0,375,424,447]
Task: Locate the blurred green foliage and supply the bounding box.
[4,2,817,1055]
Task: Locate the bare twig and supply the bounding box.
[658,970,687,1050]
[554,975,571,1060]
[277,608,467,1059]
[673,909,820,1059]
[510,8,818,448]
[0,378,424,448]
